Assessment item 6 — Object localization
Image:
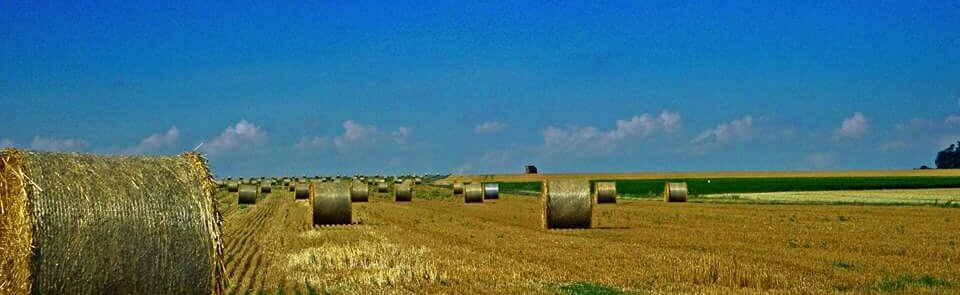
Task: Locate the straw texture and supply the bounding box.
[394,181,412,202]
[463,183,483,203]
[0,149,224,295]
[311,182,352,225]
[664,182,688,202]
[594,182,617,204]
[541,179,592,229]
[294,182,309,199]
[483,183,499,200]
[350,181,369,202]
[239,184,258,204]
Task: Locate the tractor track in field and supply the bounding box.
[222,191,287,293]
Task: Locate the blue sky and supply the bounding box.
[2,1,959,177]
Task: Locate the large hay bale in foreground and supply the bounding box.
[294,182,310,199]
[664,182,688,203]
[260,181,272,194]
[350,181,369,202]
[483,183,499,200]
[541,179,592,229]
[227,180,239,192]
[311,182,351,225]
[463,183,483,203]
[377,181,388,193]
[0,149,225,295]
[394,181,413,202]
[594,182,617,204]
[452,182,464,195]
[239,183,258,204]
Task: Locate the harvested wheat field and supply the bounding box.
[216,184,960,294]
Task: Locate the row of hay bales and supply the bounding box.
[0,149,225,294]
[448,179,687,229]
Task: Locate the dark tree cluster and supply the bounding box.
[935,141,960,169]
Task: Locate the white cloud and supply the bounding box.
[945,115,960,124]
[834,112,870,140]
[804,152,835,169]
[121,126,180,154]
[474,121,508,134]
[201,120,266,155]
[30,136,89,152]
[691,116,754,145]
[542,110,681,153]
[0,138,13,148]
[334,120,413,152]
[294,136,327,152]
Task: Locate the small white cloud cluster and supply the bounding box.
[834,112,870,140]
[122,126,180,154]
[202,120,266,155]
[30,136,89,152]
[542,110,681,152]
[334,120,413,152]
[692,116,754,144]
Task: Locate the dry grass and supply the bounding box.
[217,184,960,294]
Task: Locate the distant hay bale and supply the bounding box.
[394,181,413,202]
[415,177,423,185]
[283,178,290,187]
[350,181,369,202]
[483,183,499,200]
[452,182,464,195]
[463,183,483,203]
[227,180,239,192]
[295,182,310,199]
[664,182,688,203]
[594,182,617,204]
[260,181,272,194]
[311,182,352,225]
[239,183,258,204]
[541,179,592,229]
[377,181,388,193]
[0,149,225,295]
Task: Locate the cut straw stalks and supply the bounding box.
[541,179,592,229]
[239,183,258,204]
[593,181,617,204]
[311,182,352,225]
[463,183,484,203]
[664,182,688,202]
[0,149,225,295]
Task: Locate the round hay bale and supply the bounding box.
[452,182,464,195]
[541,179,592,229]
[594,182,617,204]
[294,182,310,199]
[260,181,272,194]
[239,183,258,204]
[350,181,369,202]
[393,181,413,202]
[415,177,423,185]
[0,149,225,295]
[483,183,499,200]
[463,183,483,203]
[377,181,388,193]
[227,180,239,193]
[311,182,352,225]
[664,182,688,203]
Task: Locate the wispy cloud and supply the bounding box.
[121,126,180,155]
[692,115,754,145]
[30,136,89,152]
[294,136,327,152]
[0,138,13,148]
[201,120,266,156]
[334,120,414,152]
[834,112,870,140]
[474,121,508,134]
[542,110,681,153]
[803,152,835,169]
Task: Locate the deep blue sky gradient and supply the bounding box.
[2,1,959,177]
